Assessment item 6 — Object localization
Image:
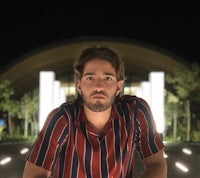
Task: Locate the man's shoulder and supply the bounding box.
[59,100,82,117]
[59,100,80,112]
[60,101,76,108]
[118,95,149,106]
[118,95,139,102]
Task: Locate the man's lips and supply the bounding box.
[91,94,106,99]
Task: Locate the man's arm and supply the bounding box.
[23,160,51,178]
[139,149,167,178]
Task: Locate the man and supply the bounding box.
[23,46,167,178]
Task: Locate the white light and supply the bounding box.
[0,157,12,165]
[65,83,76,96]
[133,86,142,96]
[163,152,168,158]
[141,81,150,105]
[175,162,189,172]
[182,148,192,155]
[20,147,29,154]
[53,81,61,108]
[130,86,135,95]
[69,86,76,95]
[124,85,142,96]
[39,71,55,130]
[124,86,130,95]
[60,87,66,103]
[149,72,165,133]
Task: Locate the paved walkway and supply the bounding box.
[0,141,199,178]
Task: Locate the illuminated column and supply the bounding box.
[39,71,55,131]
[53,81,61,108]
[133,86,142,96]
[124,86,130,95]
[141,81,150,105]
[149,72,165,133]
[60,87,66,103]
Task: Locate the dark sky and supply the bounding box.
[1,1,200,67]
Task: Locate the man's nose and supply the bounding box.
[94,79,104,91]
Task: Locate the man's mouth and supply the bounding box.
[92,94,105,99]
[91,92,107,99]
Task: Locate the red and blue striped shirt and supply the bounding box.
[27,95,164,178]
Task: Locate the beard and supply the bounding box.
[81,91,117,112]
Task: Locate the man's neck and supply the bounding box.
[83,105,112,134]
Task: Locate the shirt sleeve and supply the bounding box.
[27,106,69,172]
[134,97,164,160]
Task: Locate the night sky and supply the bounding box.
[1,1,200,67]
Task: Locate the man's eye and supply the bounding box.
[105,77,112,81]
[86,76,93,80]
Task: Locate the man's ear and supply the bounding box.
[76,80,81,95]
[116,80,124,95]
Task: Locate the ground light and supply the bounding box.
[20,147,29,155]
[175,161,189,173]
[0,157,12,165]
[182,148,192,155]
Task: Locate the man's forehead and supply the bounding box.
[84,58,113,68]
[86,60,113,66]
[83,62,116,77]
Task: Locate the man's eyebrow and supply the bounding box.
[104,72,115,76]
[83,72,115,76]
[83,72,94,76]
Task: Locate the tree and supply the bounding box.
[18,92,32,137]
[0,80,39,139]
[0,80,19,137]
[166,63,200,141]
[165,91,187,141]
[31,89,39,136]
[18,89,39,137]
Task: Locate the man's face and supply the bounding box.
[77,58,124,112]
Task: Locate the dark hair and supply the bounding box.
[73,46,125,83]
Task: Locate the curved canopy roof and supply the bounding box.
[0,37,189,98]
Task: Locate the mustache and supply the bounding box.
[91,91,108,97]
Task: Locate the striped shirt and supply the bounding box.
[27,95,164,178]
